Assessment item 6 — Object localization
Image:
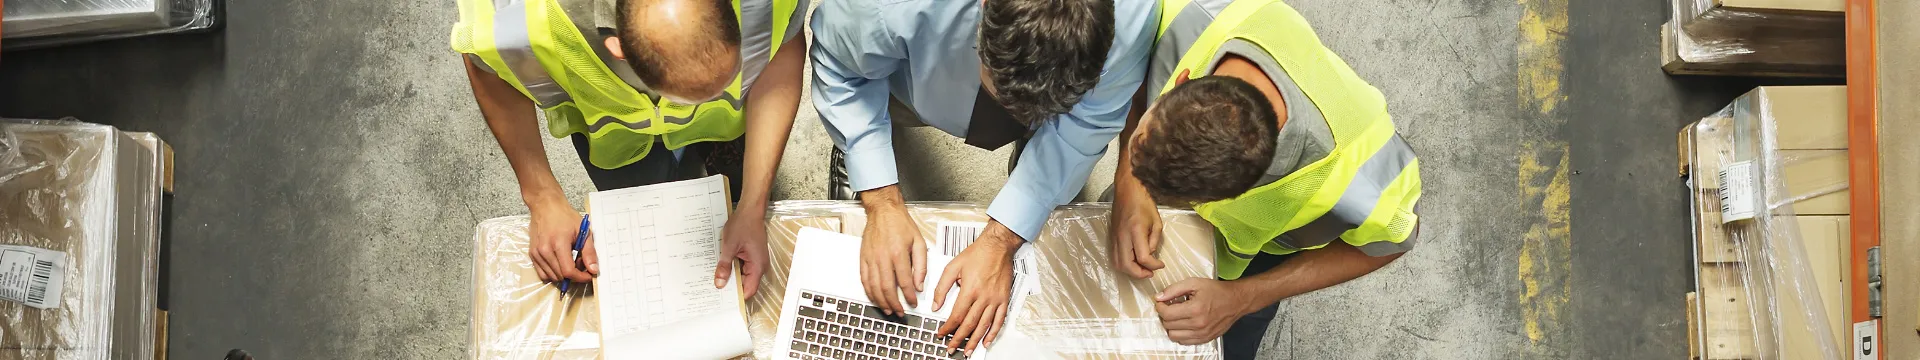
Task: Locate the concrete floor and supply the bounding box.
[0,0,1780,358]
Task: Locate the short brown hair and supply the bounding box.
[615,0,741,99]
[1130,76,1277,206]
[978,0,1113,126]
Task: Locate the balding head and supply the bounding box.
[613,0,741,103]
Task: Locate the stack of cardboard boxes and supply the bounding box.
[1661,0,1846,77]
[0,120,172,360]
[1679,86,1848,359]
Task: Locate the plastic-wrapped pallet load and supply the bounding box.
[469,216,603,360]
[1,0,220,50]
[1679,86,1846,360]
[1660,0,1844,78]
[0,119,166,360]
[469,201,1222,359]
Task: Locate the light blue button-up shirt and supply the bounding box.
[810,0,1158,240]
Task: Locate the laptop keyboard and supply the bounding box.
[789,291,968,360]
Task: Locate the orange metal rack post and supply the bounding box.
[1845,0,1882,358]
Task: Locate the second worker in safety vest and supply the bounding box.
[452,0,805,297]
[1110,0,1424,357]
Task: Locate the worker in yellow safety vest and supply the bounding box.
[1107,0,1422,356]
[451,0,806,297]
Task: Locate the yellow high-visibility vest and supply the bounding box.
[450,0,799,169]
[1157,0,1423,279]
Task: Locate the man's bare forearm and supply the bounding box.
[738,39,808,214]
[1226,242,1402,315]
[465,60,568,210]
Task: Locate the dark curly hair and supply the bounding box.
[616,0,741,100]
[1130,76,1278,206]
[978,0,1114,126]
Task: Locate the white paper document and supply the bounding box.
[589,175,752,360]
[0,245,66,309]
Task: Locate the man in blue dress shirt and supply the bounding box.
[810,0,1157,354]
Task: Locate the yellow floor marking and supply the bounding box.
[1518,0,1569,354]
[1519,141,1572,349]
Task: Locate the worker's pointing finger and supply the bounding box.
[875,261,902,315]
[982,303,1008,348]
[964,304,995,355]
[895,256,919,309]
[946,294,988,352]
[911,239,927,293]
[931,264,961,311]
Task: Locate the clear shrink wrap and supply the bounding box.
[2,0,220,50]
[746,201,1221,359]
[1682,86,1847,359]
[1660,0,1844,77]
[469,216,603,360]
[471,201,1224,359]
[0,119,164,360]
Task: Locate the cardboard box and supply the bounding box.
[1681,86,1852,359]
[1662,0,1845,78]
[0,121,167,360]
[469,216,602,360]
[749,202,1222,359]
[470,202,1224,359]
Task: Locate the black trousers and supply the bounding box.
[570,134,744,200]
[1221,252,1294,360]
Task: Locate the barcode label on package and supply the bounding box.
[1718,161,1757,224]
[0,245,66,309]
[936,222,986,256]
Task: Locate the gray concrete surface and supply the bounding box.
[0,0,1762,358]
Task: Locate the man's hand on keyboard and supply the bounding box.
[715,207,770,297]
[932,221,1021,356]
[858,185,927,316]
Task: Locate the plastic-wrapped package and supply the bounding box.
[1,0,221,50]
[1660,0,1843,78]
[1680,86,1846,360]
[0,119,164,360]
[747,201,1221,359]
[470,216,603,360]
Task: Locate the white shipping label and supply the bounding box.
[1718,161,1758,223]
[0,245,66,309]
[935,222,986,257]
[1854,320,1878,360]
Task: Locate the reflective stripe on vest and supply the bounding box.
[492,0,572,107]
[452,0,793,169]
[1159,0,1423,280]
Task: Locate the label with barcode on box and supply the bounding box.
[1718,161,1757,224]
[936,222,986,256]
[0,245,66,309]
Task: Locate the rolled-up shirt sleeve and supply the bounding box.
[810,4,905,192]
[988,27,1153,241]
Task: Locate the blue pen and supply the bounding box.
[561,215,590,293]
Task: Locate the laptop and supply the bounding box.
[773,227,988,360]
